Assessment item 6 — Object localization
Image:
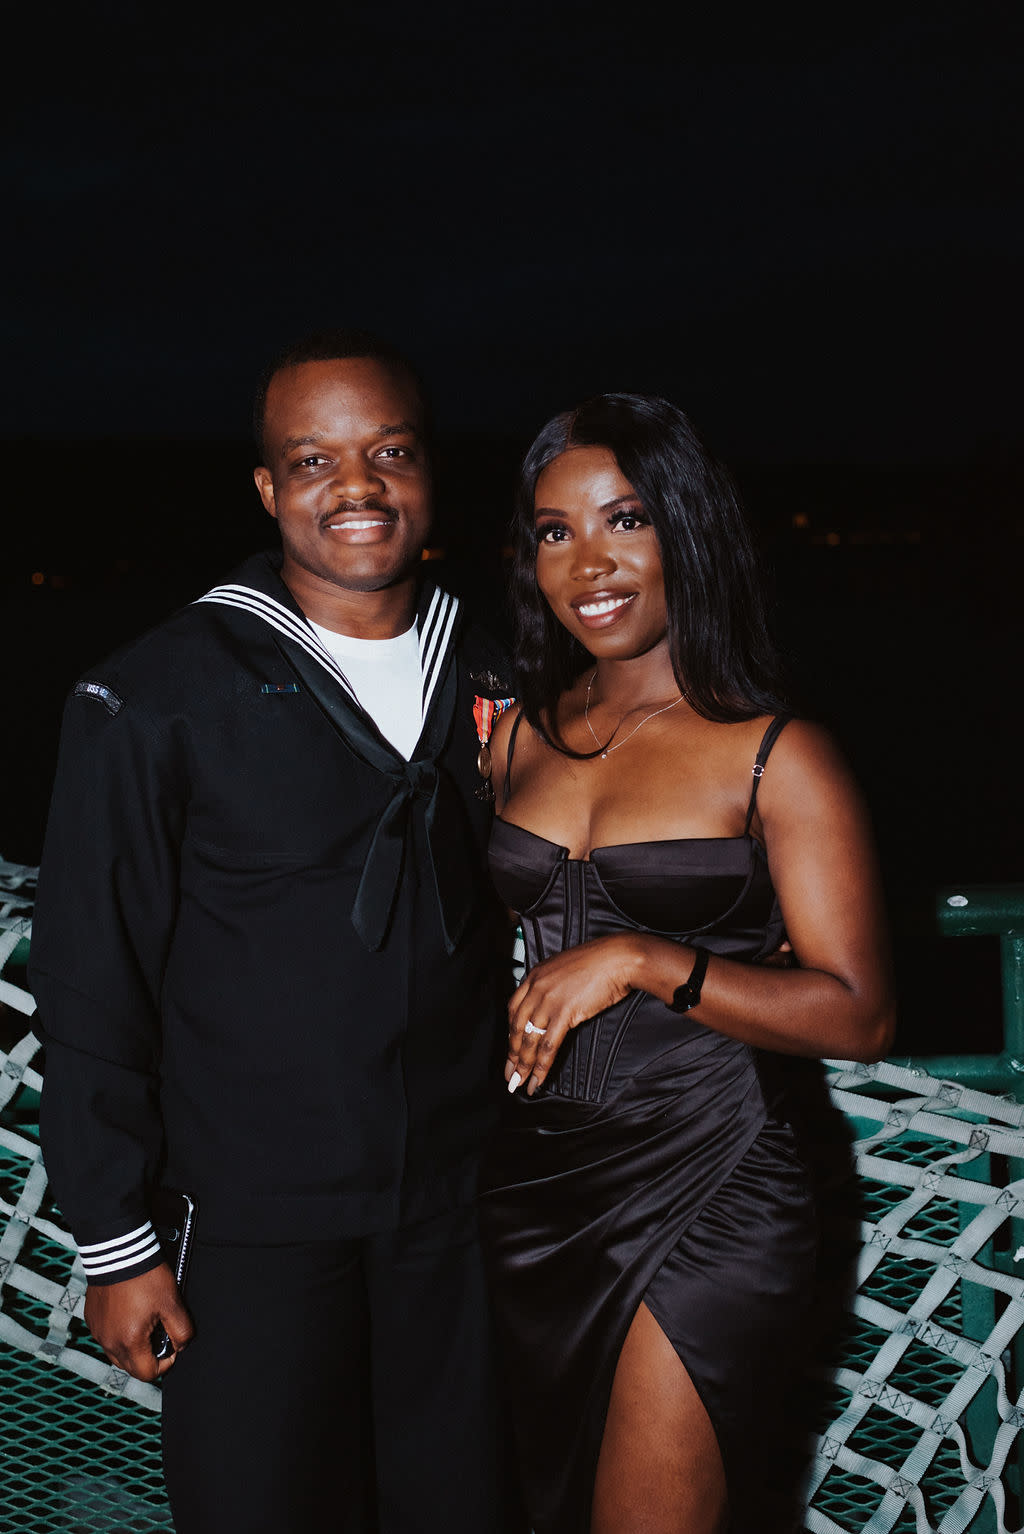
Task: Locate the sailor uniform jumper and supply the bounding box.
[30,550,512,1275]
[29,552,522,1530]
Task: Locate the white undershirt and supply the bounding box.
[309,621,423,760]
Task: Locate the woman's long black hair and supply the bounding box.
[510,393,789,747]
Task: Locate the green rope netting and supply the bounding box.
[3,869,1024,1532]
[811,1060,1024,1533]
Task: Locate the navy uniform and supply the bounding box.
[30,551,517,1533]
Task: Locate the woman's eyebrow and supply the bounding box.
[534,494,639,517]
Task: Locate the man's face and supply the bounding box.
[254,357,433,600]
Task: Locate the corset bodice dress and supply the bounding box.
[479,716,818,1534]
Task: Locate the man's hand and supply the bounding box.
[84,1263,194,1381]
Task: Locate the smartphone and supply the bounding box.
[149,1188,197,1360]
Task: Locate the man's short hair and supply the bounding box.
[253,329,431,463]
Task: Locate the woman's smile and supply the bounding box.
[572,591,637,625]
[534,446,668,658]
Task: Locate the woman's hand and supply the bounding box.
[506,933,650,1095]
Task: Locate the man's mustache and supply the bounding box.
[320,498,397,528]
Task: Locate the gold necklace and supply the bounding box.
[584,670,684,759]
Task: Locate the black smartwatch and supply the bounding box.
[668,946,709,1014]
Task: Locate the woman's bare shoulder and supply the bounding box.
[764,716,852,776]
[489,703,524,811]
[689,710,793,775]
[757,716,867,825]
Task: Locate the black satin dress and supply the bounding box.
[480,716,818,1534]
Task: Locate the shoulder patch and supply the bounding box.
[74,681,124,716]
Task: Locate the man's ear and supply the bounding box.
[253,466,277,519]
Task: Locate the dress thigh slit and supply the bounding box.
[593,1297,729,1534]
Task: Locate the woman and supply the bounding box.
[480,394,895,1534]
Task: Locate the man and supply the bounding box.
[29,331,518,1532]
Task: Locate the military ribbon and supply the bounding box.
[473,695,516,801]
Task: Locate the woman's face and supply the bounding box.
[533,446,669,661]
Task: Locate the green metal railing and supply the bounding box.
[893,885,1024,1094]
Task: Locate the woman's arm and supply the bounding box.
[506,720,896,1094]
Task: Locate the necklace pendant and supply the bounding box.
[601,751,608,760]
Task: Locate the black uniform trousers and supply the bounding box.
[161,1203,516,1533]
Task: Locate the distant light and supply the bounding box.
[792,513,809,529]
[31,571,45,586]
[826,532,841,547]
[420,547,445,561]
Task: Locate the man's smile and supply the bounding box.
[320,498,399,538]
[326,516,394,530]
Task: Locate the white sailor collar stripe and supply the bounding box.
[195,582,461,719]
[418,585,460,718]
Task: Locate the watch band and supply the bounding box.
[668,946,710,1014]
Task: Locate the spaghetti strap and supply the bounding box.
[743,714,794,834]
[503,710,527,803]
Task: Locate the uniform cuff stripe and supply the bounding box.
[79,1223,160,1275]
[79,1221,156,1255]
[83,1241,162,1277]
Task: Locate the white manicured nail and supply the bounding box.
[508,1071,522,1094]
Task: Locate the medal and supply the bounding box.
[473,695,515,802]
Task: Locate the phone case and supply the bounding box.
[149,1188,197,1360]
[150,1187,198,1287]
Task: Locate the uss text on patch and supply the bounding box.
[74,681,124,716]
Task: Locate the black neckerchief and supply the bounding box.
[196,556,472,954]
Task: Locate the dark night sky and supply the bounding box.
[4,4,1020,461]
[2,5,1022,1039]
